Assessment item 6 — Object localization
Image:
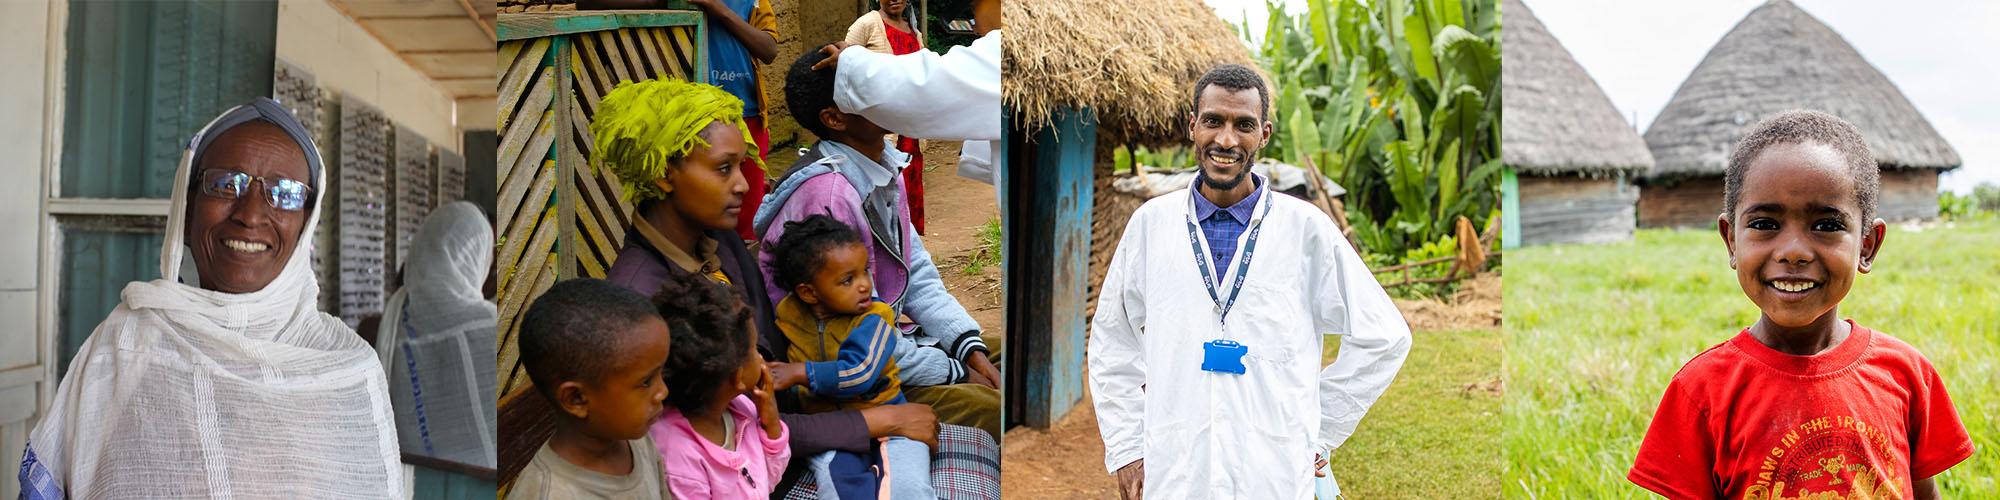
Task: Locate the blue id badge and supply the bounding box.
[1200,340,1248,374]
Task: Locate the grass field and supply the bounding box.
[1328,329,1503,498]
[1504,220,2000,498]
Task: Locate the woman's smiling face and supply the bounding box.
[1721,141,1881,328]
[185,122,311,294]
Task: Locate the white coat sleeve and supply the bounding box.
[955,140,995,185]
[832,30,1001,142]
[1310,215,1412,454]
[1087,216,1149,474]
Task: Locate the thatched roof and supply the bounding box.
[1500,0,1653,176]
[1003,0,1257,147]
[1642,0,1959,180]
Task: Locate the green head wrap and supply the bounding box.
[589,79,762,204]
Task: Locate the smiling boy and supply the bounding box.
[1628,110,1975,500]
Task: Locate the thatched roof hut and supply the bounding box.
[1501,0,1651,176]
[1003,0,1258,147]
[1501,0,1653,246]
[1638,0,1959,226]
[1002,0,1259,289]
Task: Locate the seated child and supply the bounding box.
[1628,110,1974,499]
[650,271,790,499]
[509,278,671,500]
[756,48,1002,440]
[765,214,935,500]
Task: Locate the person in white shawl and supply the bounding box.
[1087,65,1411,500]
[375,201,498,470]
[18,98,403,499]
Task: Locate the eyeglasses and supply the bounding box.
[197,168,313,211]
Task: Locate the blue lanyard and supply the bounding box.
[1185,188,1272,337]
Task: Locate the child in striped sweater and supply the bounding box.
[765,214,935,499]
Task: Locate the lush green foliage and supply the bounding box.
[918,1,978,50]
[1246,0,1502,257]
[1940,182,2000,220]
[1505,223,2000,498]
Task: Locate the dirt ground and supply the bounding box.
[1000,267,1502,499]
[917,141,1006,334]
[1393,271,1502,332]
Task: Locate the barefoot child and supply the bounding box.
[765,214,935,499]
[650,272,790,499]
[509,278,672,499]
[1628,110,1975,499]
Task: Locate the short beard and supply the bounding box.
[1199,161,1252,192]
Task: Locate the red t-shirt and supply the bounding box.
[1629,321,1974,500]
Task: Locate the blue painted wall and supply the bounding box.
[1004,108,1095,429]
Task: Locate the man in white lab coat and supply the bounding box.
[1087,63,1412,500]
[814,0,1000,184]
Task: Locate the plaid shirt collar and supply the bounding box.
[1191,174,1264,224]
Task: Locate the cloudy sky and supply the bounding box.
[1199,0,2000,193]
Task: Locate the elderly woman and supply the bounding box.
[376,201,498,470]
[19,98,401,498]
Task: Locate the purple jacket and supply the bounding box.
[752,139,988,362]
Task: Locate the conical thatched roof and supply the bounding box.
[1500,0,1653,176]
[1642,0,1959,180]
[1003,0,1257,147]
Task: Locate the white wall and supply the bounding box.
[276,0,463,152]
[0,2,51,497]
[460,96,497,133]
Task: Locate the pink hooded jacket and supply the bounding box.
[651,395,791,500]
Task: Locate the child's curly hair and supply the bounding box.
[653,270,756,415]
[519,278,659,404]
[765,214,865,293]
[1725,109,1880,223]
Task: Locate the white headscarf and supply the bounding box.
[375,201,497,469]
[23,98,404,499]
